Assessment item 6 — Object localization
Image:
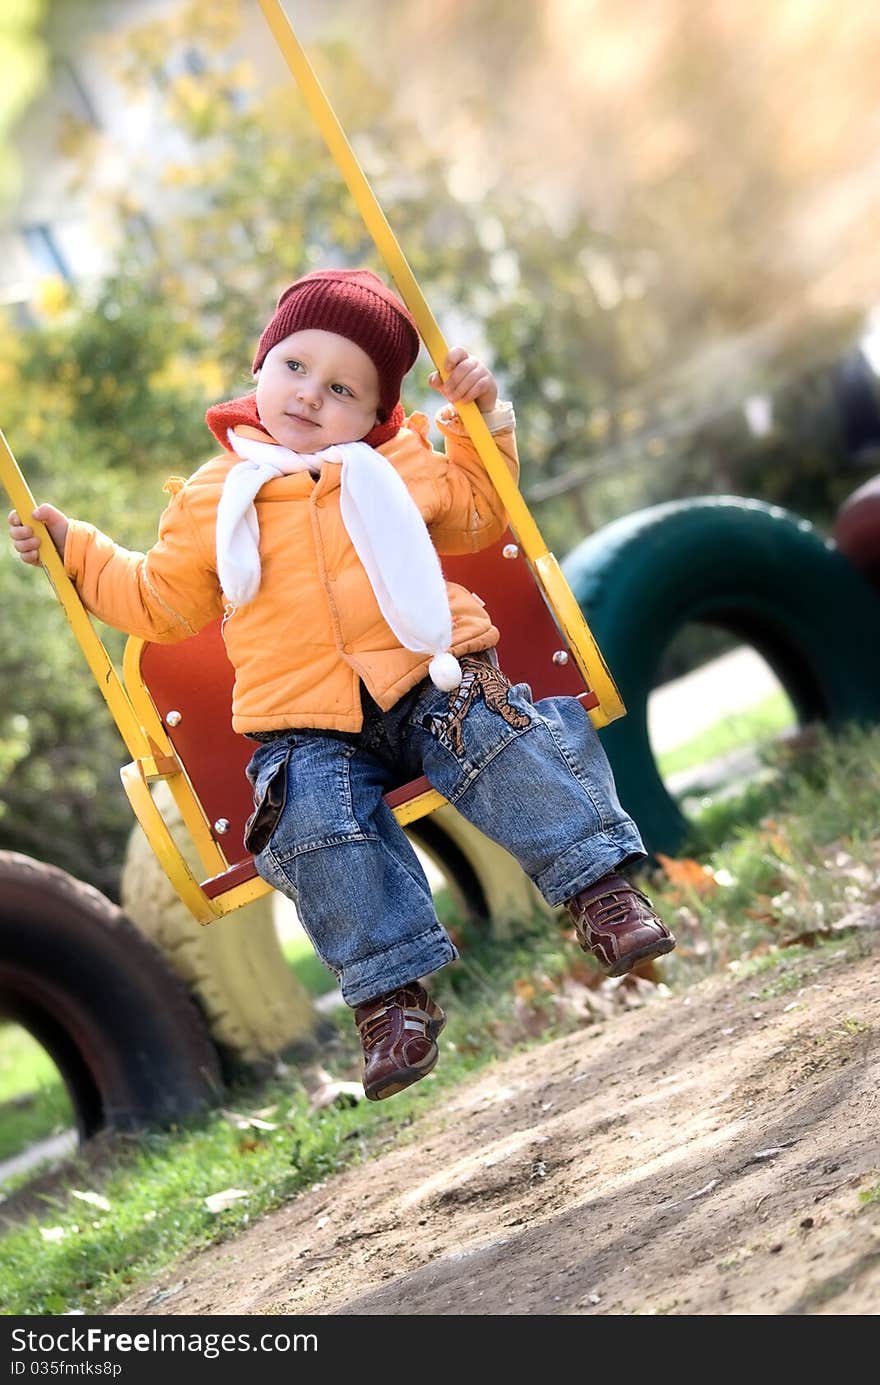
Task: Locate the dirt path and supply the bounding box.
[111,935,880,1317]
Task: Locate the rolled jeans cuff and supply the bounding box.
[340,924,458,1008]
[535,826,647,906]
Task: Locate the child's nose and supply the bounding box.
[296,380,322,408]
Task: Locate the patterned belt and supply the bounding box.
[244,649,499,744]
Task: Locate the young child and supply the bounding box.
[8,268,675,1100]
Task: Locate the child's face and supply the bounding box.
[255,328,381,451]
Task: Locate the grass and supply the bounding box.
[645,723,880,981]
[0,881,465,1165]
[0,1026,74,1163]
[656,689,794,778]
[2,721,880,1314]
[280,932,338,998]
[0,903,593,1315]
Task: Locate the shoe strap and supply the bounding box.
[403,1007,433,1032]
[358,1002,433,1047]
[579,885,652,930]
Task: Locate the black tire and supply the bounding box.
[407,816,488,922]
[0,851,223,1140]
[563,496,880,854]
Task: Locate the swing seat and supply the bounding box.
[120,528,599,923]
[1,6,626,931]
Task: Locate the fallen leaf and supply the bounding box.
[712,868,736,887]
[300,1064,340,1093]
[71,1190,111,1212]
[143,1281,186,1308]
[220,1109,278,1131]
[654,854,718,897]
[623,957,663,984]
[765,832,793,860]
[564,956,606,989]
[832,903,880,934]
[204,1188,250,1213]
[512,997,553,1038]
[780,928,830,949]
[513,978,536,1001]
[744,894,779,923]
[687,1179,719,1199]
[308,1080,364,1112]
[750,1142,795,1163]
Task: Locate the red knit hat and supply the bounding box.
[253,268,421,421]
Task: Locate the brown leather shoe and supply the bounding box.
[566,872,675,977]
[354,982,447,1102]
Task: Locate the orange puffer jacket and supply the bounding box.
[63,409,519,733]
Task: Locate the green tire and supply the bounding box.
[563,496,880,855]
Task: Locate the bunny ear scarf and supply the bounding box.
[216,430,463,691]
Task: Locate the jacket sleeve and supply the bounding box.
[63,482,224,643]
[426,403,520,555]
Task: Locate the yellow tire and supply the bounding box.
[122,790,555,1063]
[409,804,556,939]
[120,782,317,1072]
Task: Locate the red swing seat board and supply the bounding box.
[123,528,599,908]
[1,9,622,928]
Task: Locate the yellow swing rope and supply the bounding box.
[0,428,152,765]
[256,0,624,726]
[0,7,622,728]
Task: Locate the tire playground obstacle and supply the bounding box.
[832,472,880,590]
[0,851,221,1139]
[564,495,880,855]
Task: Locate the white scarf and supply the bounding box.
[215,429,463,690]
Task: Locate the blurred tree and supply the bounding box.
[0,281,210,897]
[349,0,880,543]
[0,0,48,210]
[58,0,878,542]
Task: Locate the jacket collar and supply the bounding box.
[205,392,404,453]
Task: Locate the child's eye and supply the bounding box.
[285,359,304,373]
[330,383,353,397]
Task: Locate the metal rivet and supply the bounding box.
[502,543,519,559]
[214,819,230,835]
[552,650,569,665]
[165,710,182,727]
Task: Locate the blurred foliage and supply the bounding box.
[1,0,878,890]
[361,0,880,532]
[0,284,205,896]
[0,0,48,209]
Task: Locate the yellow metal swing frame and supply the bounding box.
[0,0,624,924]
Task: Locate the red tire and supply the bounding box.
[832,474,880,587]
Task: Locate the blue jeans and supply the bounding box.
[245,653,645,1006]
